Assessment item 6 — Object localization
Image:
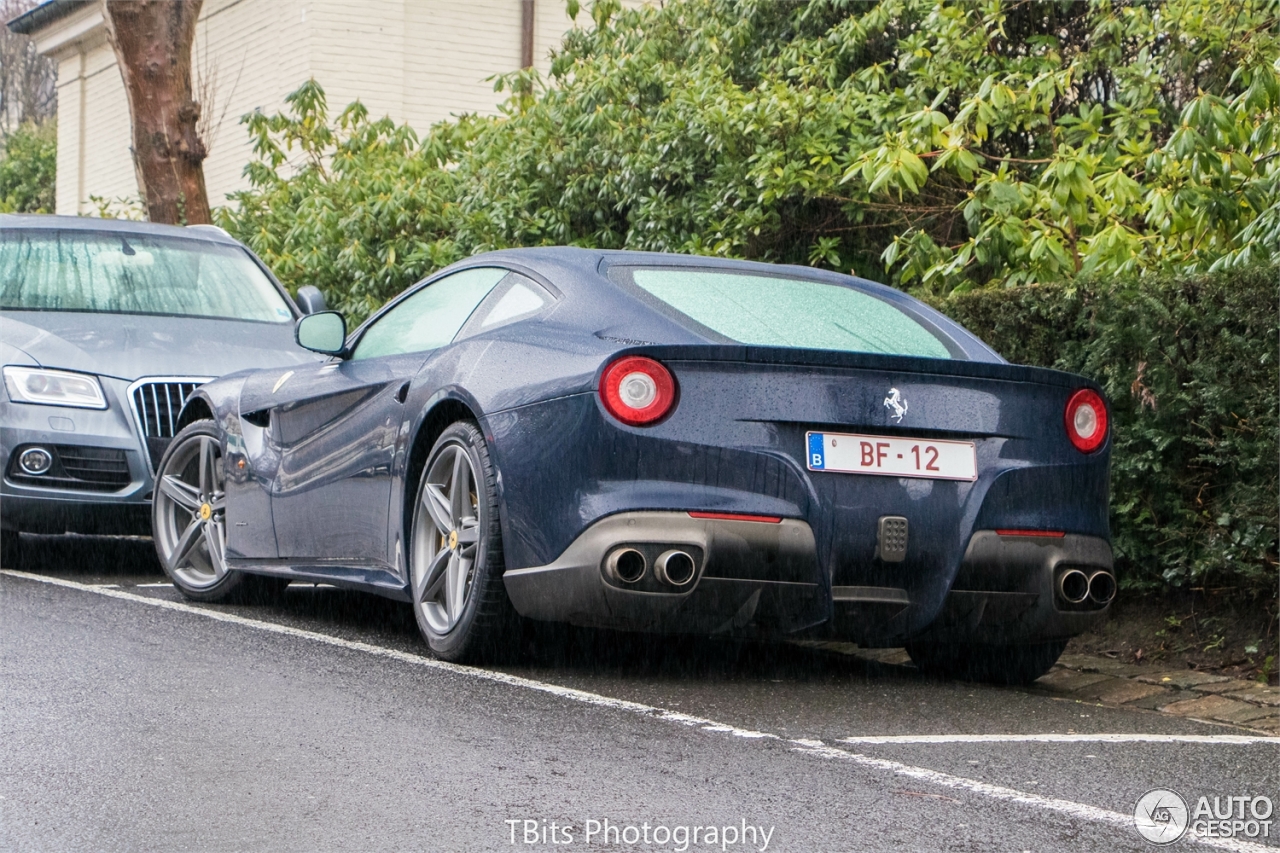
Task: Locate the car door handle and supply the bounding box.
[396,382,410,404]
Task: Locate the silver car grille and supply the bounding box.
[130,380,203,439]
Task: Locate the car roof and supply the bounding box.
[467,246,823,277]
[0,213,243,246]
[452,246,1002,362]
[459,246,925,301]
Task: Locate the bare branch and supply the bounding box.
[0,0,57,137]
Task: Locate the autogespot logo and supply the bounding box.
[1134,789,1276,844]
[1134,789,1190,844]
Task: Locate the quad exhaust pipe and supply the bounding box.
[1056,567,1116,606]
[1057,568,1090,604]
[604,547,698,588]
[605,548,646,584]
[1087,570,1116,605]
[654,549,696,587]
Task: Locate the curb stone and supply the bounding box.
[1193,679,1267,694]
[1133,671,1230,689]
[788,640,1280,733]
[1159,694,1278,725]
[1036,658,1278,733]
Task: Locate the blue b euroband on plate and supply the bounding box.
[807,431,977,481]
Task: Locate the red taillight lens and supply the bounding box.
[1064,388,1107,453]
[599,356,677,426]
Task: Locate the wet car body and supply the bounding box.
[0,215,320,537]
[175,248,1113,669]
[496,344,1112,649]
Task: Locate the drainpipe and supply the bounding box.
[76,48,86,215]
[520,0,534,68]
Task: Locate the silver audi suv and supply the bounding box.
[0,214,323,558]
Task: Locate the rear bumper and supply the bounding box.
[503,514,1112,644]
[502,511,829,635]
[896,530,1113,646]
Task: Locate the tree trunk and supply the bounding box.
[102,0,210,225]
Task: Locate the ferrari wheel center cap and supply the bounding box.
[199,503,212,521]
[448,529,458,550]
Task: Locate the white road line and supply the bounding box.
[133,583,174,588]
[840,733,1276,746]
[0,570,772,741]
[795,742,1276,853]
[4,568,1275,853]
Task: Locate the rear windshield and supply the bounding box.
[613,267,955,359]
[0,230,294,323]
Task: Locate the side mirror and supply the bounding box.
[295,311,347,356]
[294,285,327,315]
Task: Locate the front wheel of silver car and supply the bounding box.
[153,419,283,603]
[409,421,518,663]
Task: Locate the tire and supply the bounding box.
[152,419,287,603]
[905,639,1067,685]
[408,421,518,663]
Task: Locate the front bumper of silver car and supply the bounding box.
[0,375,204,535]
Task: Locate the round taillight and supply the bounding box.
[1064,388,1107,453]
[599,356,677,426]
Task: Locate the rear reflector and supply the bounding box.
[877,515,909,562]
[995,529,1065,538]
[688,511,782,523]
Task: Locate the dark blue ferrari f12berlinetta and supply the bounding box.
[153,249,1113,683]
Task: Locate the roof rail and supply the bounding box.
[185,224,233,239]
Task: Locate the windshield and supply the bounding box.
[615,267,956,359]
[0,230,294,323]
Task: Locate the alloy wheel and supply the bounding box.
[413,441,481,634]
[154,434,228,589]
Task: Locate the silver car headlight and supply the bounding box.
[3,366,107,409]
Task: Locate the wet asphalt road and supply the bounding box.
[1,536,1277,853]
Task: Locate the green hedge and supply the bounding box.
[932,265,1278,595]
[221,0,1280,319]
[0,121,56,214]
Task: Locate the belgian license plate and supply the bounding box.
[806,431,977,481]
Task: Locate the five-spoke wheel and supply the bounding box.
[409,421,516,661]
[153,419,283,602]
[414,439,481,633]
[154,423,229,590]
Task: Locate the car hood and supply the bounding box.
[0,311,321,381]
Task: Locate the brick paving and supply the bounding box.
[790,640,1280,733]
[1042,655,1279,732]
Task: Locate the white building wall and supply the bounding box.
[32,0,639,216]
[51,50,83,215]
[403,1,523,128]
[311,0,405,123]
[78,36,135,213]
[192,0,312,210]
[533,0,580,76]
